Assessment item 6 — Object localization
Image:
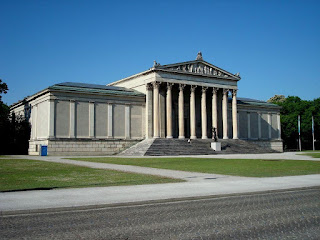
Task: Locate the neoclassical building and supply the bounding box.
[11,53,283,155]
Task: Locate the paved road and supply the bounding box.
[1,188,319,240]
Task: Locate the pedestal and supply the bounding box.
[211,142,221,151]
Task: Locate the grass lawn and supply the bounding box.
[300,152,320,158]
[69,157,320,177]
[0,159,182,192]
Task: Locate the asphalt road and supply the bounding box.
[1,188,319,240]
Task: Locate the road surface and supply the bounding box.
[1,187,319,239]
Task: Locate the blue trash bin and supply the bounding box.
[41,145,48,156]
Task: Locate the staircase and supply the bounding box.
[145,139,216,156]
[119,138,279,156]
[118,138,155,156]
[218,139,278,154]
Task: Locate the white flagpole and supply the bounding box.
[298,115,301,151]
[312,116,315,151]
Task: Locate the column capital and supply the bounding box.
[232,89,237,97]
[146,83,153,91]
[212,87,219,94]
[179,84,186,91]
[202,86,208,93]
[152,81,161,89]
[167,82,174,90]
[223,88,229,95]
[190,85,197,92]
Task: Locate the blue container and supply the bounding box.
[41,145,48,156]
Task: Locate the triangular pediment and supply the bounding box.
[154,60,240,80]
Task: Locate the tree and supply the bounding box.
[0,79,10,154]
[0,79,8,101]
[0,80,31,154]
[267,95,285,103]
[269,95,320,150]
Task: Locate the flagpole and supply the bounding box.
[298,115,301,151]
[312,116,315,151]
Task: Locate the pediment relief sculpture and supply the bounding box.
[162,62,233,78]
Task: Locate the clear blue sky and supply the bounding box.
[1,0,319,105]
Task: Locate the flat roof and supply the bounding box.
[49,82,145,97]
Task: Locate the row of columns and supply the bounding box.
[149,82,238,140]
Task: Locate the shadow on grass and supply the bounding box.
[1,187,56,193]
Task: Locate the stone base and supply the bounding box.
[29,138,141,156]
[249,139,283,152]
[211,142,221,151]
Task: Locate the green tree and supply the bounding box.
[267,95,285,103]
[269,95,320,150]
[0,79,8,101]
[0,80,31,154]
[0,79,10,154]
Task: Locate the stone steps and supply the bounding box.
[118,138,155,156]
[145,139,215,156]
[145,139,278,156]
[119,138,279,156]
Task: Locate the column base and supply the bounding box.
[166,136,173,138]
[223,136,229,139]
[178,136,185,139]
[153,136,160,139]
[190,136,197,139]
[202,136,208,139]
[233,137,239,140]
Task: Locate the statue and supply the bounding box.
[212,127,218,142]
[196,51,203,60]
[153,60,161,68]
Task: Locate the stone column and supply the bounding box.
[153,82,160,138]
[178,84,186,139]
[48,98,55,138]
[190,85,197,139]
[159,90,166,138]
[247,112,251,139]
[166,83,174,138]
[69,100,75,138]
[277,113,281,139]
[125,104,130,139]
[232,90,238,139]
[268,113,272,139]
[89,101,95,138]
[145,84,153,139]
[201,86,208,139]
[212,88,218,138]
[237,112,240,138]
[107,103,113,138]
[258,112,261,139]
[33,104,38,139]
[222,89,229,139]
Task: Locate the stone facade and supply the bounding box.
[11,53,283,155]
[109,53,282,151]
[29,139,139,156]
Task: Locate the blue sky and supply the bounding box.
[1,0,319,105]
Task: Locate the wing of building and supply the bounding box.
[10,53,283,155]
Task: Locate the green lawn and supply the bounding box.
[69,157,320,177]
[0,159,182,192]
[300,152,320,158]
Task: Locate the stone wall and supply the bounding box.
[250,140,284,152]
[29,139,141,156]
